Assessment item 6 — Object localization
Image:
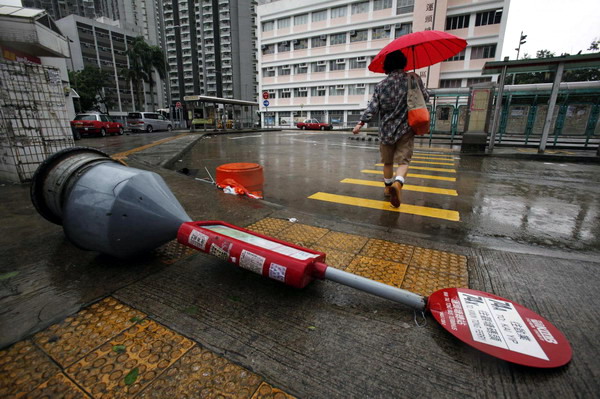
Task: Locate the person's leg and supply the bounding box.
[389,132,415,208]
[380,144,395,196]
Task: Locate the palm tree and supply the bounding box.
[121,37,167,111]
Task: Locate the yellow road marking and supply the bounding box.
[309,192,460,221]
[341,178,458,196]
[362,170,456,181]
[111,133,191,160]
[411,160,455,166]
[374,164,456,173]
[412,155,456,161]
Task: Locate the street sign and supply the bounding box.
[176,101,182,109]
[263,100,270,107]
[262,91,269,100]
[427,288,572,368]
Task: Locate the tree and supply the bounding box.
[120,36,167,111]
[69,67,112,113]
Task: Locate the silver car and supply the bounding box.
[127,112,173,133]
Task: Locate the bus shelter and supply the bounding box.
[183,95,259,131]
[482,53,600,154]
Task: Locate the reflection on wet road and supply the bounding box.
[175,131,600,258]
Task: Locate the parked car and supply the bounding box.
[127,112,173,133]
[70,113,124,139]
[296,119,333,131]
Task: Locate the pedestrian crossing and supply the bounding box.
[309,149,461,222]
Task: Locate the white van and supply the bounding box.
[127,112,173,133]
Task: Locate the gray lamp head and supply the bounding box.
[31,147,191,258]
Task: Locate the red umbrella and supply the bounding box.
[368,30,467,73]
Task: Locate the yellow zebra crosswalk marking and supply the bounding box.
[308,192,460,221]
[340,178,458,196]
[375,164,456,173]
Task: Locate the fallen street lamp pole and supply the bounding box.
[31,148,573,369]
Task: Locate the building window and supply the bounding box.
[331,5,347,18]
[294,38,308,50]
[394,23,412,38]
[329,59,346,71]
[294,63,308,74]
[294,14,308,25]
[294,87,308,97]
[351,1,369,15]
[446,14,470,30]
[350,29,368,42]
[373,26,391,40]
[262,67,275,77]
[349,57,367,69]
[330,33,347,45]
[310,86,326,96]
[279,89,291,98]
[279,111,291,125]
[312,10,327,22]
[471,44,497,59]
[373,0,392,11]
[444,49,466,62]
[439,79,462,88]
[277,41,291,52]
[476,9,502,26]
[467,77,492,86]
[348,84,366,95]
[311,36,327,47]
[311,61,326,72]
[262,21,274,32]
[268,90,277,99]
[278,65,291,75]
[329,85,345,96]
[277,18,291,29]
[262,44,275,54]
[397,0,414,14]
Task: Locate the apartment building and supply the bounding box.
[162,0,258,103]
[57,14,166,116]
[257,0,510,127]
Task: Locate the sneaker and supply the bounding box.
[384,186,391,197]
[389,180,402,208]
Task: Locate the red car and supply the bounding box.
[296,119,333,131]
[70,113,124,139]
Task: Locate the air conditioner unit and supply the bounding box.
[317,86,326,89]
[356,83,365,88]
[281,65,290,69]
[335,85,344,89]
[299,63,307,67]
[299,87,307,91]
[261,45,267,50]
[395,23,402,29]
[384,25,391,30]
[317,61,326,66]
[293,39,300,44]
[356,56,366,61]
[267,67,275,71]
[282,88,291,92]
[336,59,346,64]
[350,30,356,36]
[320,35,327,39]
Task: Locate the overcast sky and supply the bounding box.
[501,0,600,59]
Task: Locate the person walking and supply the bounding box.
[352,50,429,208]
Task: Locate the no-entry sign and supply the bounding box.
[262,91,269,100]
[427,288,572,368]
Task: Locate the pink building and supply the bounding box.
[257,0,510,127]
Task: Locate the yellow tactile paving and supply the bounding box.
[138,345,263,398]
[34,297,146,368]
[410,247,468,276]
[359,239,415,264]
[0,340,60,398]
[246,217,294,237]
[66,319,194,398]
[275,223,329,247]
[316,231,369,254]
[401,267,469,297]
[154,240,197,265]
[28,373,91,399]
[251,382,297,399]
[346,256,408,288]
[311,245,356,270]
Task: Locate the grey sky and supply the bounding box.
[502,0,600,59]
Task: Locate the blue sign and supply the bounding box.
[263,100,270,107]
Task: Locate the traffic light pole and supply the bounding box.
[515,31,527,60]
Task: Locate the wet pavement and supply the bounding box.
[1,130,600,398]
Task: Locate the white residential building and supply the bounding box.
[257,0,510,127]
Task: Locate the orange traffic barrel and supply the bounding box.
[215,163,264,194]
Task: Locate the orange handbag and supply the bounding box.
[407,73,430,136]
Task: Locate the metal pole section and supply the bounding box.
[488,65,508,153]
[539,62,565,154]
[324,267,426,311]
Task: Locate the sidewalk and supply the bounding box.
[1,133,598,398]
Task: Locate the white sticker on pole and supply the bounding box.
[458,292,548,360]
[239,250,265,275]
[188,230,209,250]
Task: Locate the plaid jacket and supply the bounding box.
[359,70,430,145]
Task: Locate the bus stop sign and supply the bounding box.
[427,288,572,368]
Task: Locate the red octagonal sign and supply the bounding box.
[427,288,572,368]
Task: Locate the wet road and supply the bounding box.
[171,130,600,260]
